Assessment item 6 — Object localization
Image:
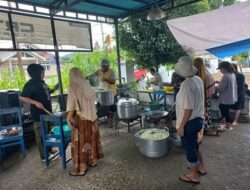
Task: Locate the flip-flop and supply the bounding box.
[186,167,207,175]
[198,171,207,176]
[69,169,87,176]
[205,131,221,137]
[179,175,200,184]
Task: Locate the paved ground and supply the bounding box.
[0,122,249,190]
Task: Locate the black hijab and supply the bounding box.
[27,64,44,81]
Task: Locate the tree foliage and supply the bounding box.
[208,0,236,9]
[119,0,236,69]
[60,47,118,92]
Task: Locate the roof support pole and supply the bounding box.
[114,18,122,84]
[50,15,66,111]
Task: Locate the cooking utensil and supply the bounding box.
[95,89,114,106]
[43,108,52,115]
[135,127,169,158]
[117,98,139,119]
[148,110,168,120]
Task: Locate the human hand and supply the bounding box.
[67,118,75,128]
[101,77,107,82]
[197,130,204,143]
[53,83,59,91]
[35,101,44,110]
[177,127,184,137]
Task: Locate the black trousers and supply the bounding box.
[219,104,233,123]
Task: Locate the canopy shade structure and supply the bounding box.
[9,0,170,19]
[167,1,250,58]
[0,0,201,111]
[207,39,250,58]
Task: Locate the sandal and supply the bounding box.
[179,175,200,184]
[205,130,221,136]
[69,169,88,176]
[197,171,207,176]
[231,122,238,128]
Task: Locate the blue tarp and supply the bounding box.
[207,39,250,58]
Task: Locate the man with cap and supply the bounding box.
[96,59,116,93]
[90,59,116,126]
[174,56,206,184]
[20,63,59,161]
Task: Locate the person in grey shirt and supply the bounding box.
[150,68,163,88]
[216,61,237,129]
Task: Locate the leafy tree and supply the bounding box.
[119,0,211,69]
[60,46,118,93]
[208,0,236,10]
[119,0,238,69]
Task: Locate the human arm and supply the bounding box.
[49,83,59,94]
[102,70,115,85]
[217,75,228,93]
[20,82,45,110]
[177,109,193,137]
[67,111,75,128]
[19,96,45,110]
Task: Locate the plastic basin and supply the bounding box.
[52,125,72,138]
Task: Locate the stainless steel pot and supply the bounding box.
[135,128,169,158]
[117,98,139,119]
[95,89,114,106]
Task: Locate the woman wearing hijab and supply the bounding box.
[194,58,219,136]
[67,68,104,176]
[175,56,206,184]
[20,64,59,161]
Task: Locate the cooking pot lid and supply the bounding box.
[117,98,139,106]
[95,88,112,92]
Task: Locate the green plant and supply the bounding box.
[0,68,26,90]
[60,47,118,93]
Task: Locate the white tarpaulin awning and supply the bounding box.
[167,1,250,58]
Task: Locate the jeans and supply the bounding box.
[181,117,204,167]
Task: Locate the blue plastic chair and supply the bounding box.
[40,114,71,169]
[0,107,26,161]
[152,90,167,111]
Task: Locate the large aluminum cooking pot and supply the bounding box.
[117,98,139,119]
[135,128,169,158]
[95,89,114,106]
